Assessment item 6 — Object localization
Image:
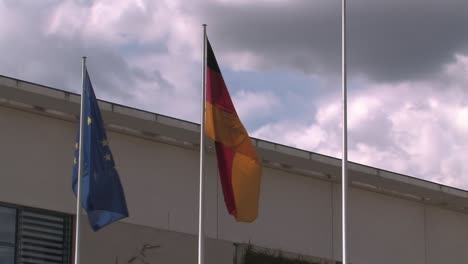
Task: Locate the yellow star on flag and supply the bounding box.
[104,153,111,161]
[87,116,92,125]
[102,139,108,146]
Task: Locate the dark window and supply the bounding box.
[0,203,72,264]
[0,206,16,264]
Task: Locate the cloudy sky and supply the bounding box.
[2,0,468,189]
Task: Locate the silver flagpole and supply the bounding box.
[73,56,87,264]
[341,0,349,263]
[198,24,207,264]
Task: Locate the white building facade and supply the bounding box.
[1,75,468,264]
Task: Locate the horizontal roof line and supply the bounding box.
[0,74,200,127]
[1,74,468,212]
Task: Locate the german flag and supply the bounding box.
[205,39,262,222]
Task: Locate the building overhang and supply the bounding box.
[1,74,467,213]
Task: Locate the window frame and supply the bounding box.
[0,202,18,263]
[0,201,73,264]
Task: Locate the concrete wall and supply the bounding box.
[334,186,426,263]
[80,221,234,264]
[1,104,468,264]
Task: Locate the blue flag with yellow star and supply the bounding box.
[72,70,129,231]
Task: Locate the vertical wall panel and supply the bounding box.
[333,185,426,264]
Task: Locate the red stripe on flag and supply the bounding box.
[207,68,236,113]
[214,142,237,217]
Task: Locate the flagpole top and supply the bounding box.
[202,24,207,27]
[81,57,87,69]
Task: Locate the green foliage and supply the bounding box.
[243,245,319,264]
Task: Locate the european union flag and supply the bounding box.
[73,70,129,231]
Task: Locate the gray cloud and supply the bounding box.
[199,1,341,74]
[253,54,468,189]
[198,0,468,82]
[0,0,188,115]
[3,0,465,112]
[348,0,468,81]
[2,0,468,190]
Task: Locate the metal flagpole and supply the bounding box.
[74,56,87,264]
[341,0,349,263]
[198,24,207,264]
